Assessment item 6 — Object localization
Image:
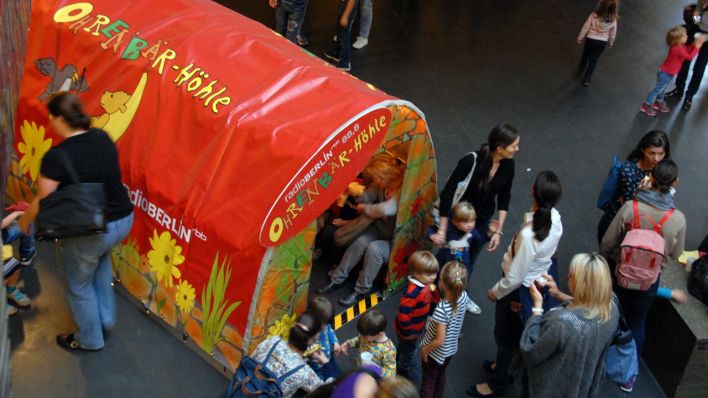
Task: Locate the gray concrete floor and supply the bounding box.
[10,0,708,396]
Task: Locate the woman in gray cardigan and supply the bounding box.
[516,253,619,398]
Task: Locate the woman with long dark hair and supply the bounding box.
[19,92,134,351]
[469,171,563,398]
[431,124,520,314]
[597,130,670,243]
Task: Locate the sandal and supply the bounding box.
[56,333,100,352]
[482,360,496,374]
[466,384,500,397]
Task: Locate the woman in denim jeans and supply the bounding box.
[20,92,134,351]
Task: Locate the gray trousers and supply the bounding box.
[330,225,391,294]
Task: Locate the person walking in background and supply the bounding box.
[576,0,619,86]
[325,0,358,70]
[353,0,373,49]
[639,26,705,116]
[515,253,619,398]
[269,0,310,46]
[665,0,708,111]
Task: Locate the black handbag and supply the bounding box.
[35,150,107,240]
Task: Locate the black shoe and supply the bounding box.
[324,50,341,63]
[316,281,340,294]
[19,251,37,266]
[682,97,693,111]
[665,88,683,98]
[339,291,365,307]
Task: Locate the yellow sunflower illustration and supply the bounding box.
[268,313,297,340]
[148,230,185,288]
[18,120,52,181]
[176,279,196,314]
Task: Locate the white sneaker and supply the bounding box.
[352,36,368,49]
[332,34,338,42]
[7,287,31,307]
[466,299,481,315]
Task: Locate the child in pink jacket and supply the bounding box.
[577,0,619,86]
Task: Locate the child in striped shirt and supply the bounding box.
[394,251,440,386]
[340,308,397,378]
[420,261,469,398]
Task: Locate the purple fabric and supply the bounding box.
[330,365,382,398]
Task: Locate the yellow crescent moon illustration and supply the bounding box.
[101,72,148,142]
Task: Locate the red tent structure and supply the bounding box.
[9,0,437,373]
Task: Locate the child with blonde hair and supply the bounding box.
[394,250,440,385]
[430,201,496,314]
[640,26,705,116]
[419,261,469,398]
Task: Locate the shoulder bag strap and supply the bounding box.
[451,152,477,206]
[263,338,280,365]
[277,363,306,382]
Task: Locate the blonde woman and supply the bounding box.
[318,152,403,307]
[516,253,619,398]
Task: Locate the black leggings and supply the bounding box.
[578,38,607,82]
[674,38,708,98]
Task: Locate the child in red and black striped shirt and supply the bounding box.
[394,251,440,385]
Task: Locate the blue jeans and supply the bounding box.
[2,222,35,257]
[645,71,674,105]
[357,0,372,39]
[59,212,133,349]
[396,338,421,386]
[275,2,307,44]
[517,257,560,324]
[336,0,359,65]
[614,277,659,354]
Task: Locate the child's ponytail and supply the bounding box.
[440,261,467,313]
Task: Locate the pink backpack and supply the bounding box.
[615,200,675,291]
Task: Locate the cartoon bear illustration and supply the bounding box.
[91,90,132,129]
[35,57,89,101]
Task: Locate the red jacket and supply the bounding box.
[661,44,700,76]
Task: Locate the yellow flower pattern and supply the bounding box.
[148,230,185,288]
[268,313,296,340]
[176,279,196,314]
[18,120,52,181]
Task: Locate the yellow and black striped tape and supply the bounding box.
[333,293,381,330]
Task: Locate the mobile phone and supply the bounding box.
[536,276,548,286]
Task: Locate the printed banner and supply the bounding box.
[12,0,397,365]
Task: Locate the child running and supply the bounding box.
[576,0,619,86]
[394,250,440,385]
[419,261,469,398]
[306,295,342,380]
[340,308,396,378]
[430,201,496,314]
[640,26,706,116]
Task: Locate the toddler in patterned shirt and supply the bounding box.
[340,308,397,378]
